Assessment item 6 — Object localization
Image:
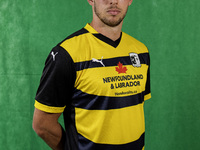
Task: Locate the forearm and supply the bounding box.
[32,108,65,150]
[37,123,65,150]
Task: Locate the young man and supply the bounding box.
[32,0,151,150]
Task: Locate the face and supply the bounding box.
[91,0,133,27]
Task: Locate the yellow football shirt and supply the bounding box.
[35,24,151,150]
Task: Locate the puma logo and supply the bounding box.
[51,51,58,61]
[92,56,105,67]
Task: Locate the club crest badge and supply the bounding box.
[129,53,141,67]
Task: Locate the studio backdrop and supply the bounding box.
[0,0,199,149]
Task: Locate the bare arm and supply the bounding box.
[32,108,65,150]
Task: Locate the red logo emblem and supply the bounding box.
[115,62,127,74]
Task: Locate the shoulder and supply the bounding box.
[45,45,72,64]
[59,28,89,45]
[122,32,149,53]
[58,28,90,49]
[122,32,146,47]
[57,27,91,62]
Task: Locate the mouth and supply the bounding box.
[107,9,121,15]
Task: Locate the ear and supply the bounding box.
[87,0,94,6]
[129,0,133,6]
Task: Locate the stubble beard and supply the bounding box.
[94,3,128,27]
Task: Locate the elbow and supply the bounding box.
[32,108,48,137]
[32,119,46,137]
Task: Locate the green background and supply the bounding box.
[0,0,200,149]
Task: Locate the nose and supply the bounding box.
[110,0,118,5]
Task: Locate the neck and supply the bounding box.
[90,20,123,41]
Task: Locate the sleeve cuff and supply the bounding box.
[34,100,66,113]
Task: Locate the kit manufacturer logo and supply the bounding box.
[51,51,58,61]
[92,56,105,67]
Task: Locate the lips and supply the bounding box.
[107,9,121,15]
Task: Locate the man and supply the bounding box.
[32,0,151,150]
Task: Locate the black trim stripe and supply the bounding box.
[74,53,149,71]
[59,28,89,45]
[72,89,145,110]
[93,32,122,48]
[78,133,144,150]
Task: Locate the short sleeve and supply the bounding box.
[34,45,76,113]
[144,53,151,101]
